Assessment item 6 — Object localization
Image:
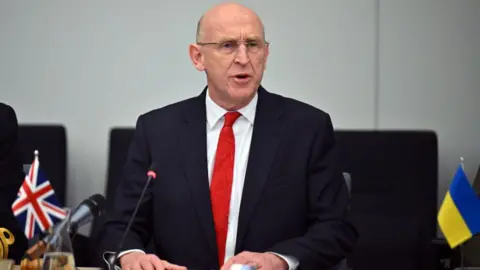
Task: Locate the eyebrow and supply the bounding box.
[217,36,263,42]
[245,36,263,41]
[217,37,238,42]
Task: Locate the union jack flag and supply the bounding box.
[11,151,67,239]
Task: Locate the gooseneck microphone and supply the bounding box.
[24,193,106,260]
[107,163,157,270]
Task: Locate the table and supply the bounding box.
[14,267,101,270]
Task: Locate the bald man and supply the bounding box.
[99,3,357,270]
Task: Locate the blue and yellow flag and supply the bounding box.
[438,165,480,248]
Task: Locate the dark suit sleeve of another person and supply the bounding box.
[0,103,25,209]
[99,115,153,252]
[269,113,358,270]
[0,103,29,262]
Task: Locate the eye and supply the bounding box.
[246,41,259,47]
[220,41,236,49]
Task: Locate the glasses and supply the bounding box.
[197,39,268,55]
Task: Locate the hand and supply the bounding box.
[220,251,288,270]
[119,252,187,270]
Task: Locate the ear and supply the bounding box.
[189,44,205,71]
[263,42,270,71]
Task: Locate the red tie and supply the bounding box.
[210,111,241,266]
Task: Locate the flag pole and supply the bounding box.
[460,156,465,270]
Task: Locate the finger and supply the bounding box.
[222,257,241,270]
[237,252,257,265]
[147,254,165,270]
[254,254,271,269]
[221,257,237,270]
[162,260,187,270]
[140,259,155,270]
[237,253,262,269]
[220,261,231,270]
[223,256,252,270]
[131,262,143,270]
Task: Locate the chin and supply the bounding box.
[230,87,256,99]
[230,81,257,93]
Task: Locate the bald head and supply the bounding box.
[189,3,270,111]
[196,3,265,42]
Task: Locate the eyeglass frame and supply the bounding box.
[196,38,269,54]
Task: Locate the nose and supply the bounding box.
[234,44,250,65]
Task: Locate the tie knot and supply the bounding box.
[224,111,241,127]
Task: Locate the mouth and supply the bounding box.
[232,74,252,84]
[234,73,251,79]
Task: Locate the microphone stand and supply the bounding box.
[107,166,156,270]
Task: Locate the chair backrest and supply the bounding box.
[91,128,135,237]
[90,127,154,267]
[335,130,438,270]
[18,125,67,206]
[104,128,135,207]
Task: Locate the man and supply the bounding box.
[0,102,29,262]
[99,3,357,270]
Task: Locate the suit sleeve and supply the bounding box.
[269,113,358,270]
[99,115,153,253]
[0,104,29,263]
[0,104,25,210]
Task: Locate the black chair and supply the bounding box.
[89,128,154,267]
[18,125,67,206]
[104,128,136,210]
[335,130,438,270]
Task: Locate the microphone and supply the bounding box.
[24,194,106,260]
[106,163,157,270]
[67,194,106,233]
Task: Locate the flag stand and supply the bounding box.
[460,243,465,269]
[459,157,465,270]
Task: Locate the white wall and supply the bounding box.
[378,1,480,200]
[0,1,479,236]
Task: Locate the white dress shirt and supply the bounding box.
[117,90,299,270]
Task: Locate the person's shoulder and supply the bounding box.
[0,102,16,116]
[0,102,19,139]
[268,91,332,122]
[0,102,18,125]
[136,95,200,124]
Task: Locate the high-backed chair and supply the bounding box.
[18,125,67,206]
[89,128,152,267]
[335,130,438,270]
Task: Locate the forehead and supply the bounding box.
[204,12,264,40]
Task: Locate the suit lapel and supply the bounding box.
[178,87,218,258]
[235,87,286,252]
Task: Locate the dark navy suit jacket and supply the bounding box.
[99,86,358,270]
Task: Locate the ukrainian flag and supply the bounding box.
[438,165,480,248]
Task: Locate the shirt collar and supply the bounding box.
[205,88,258,129]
